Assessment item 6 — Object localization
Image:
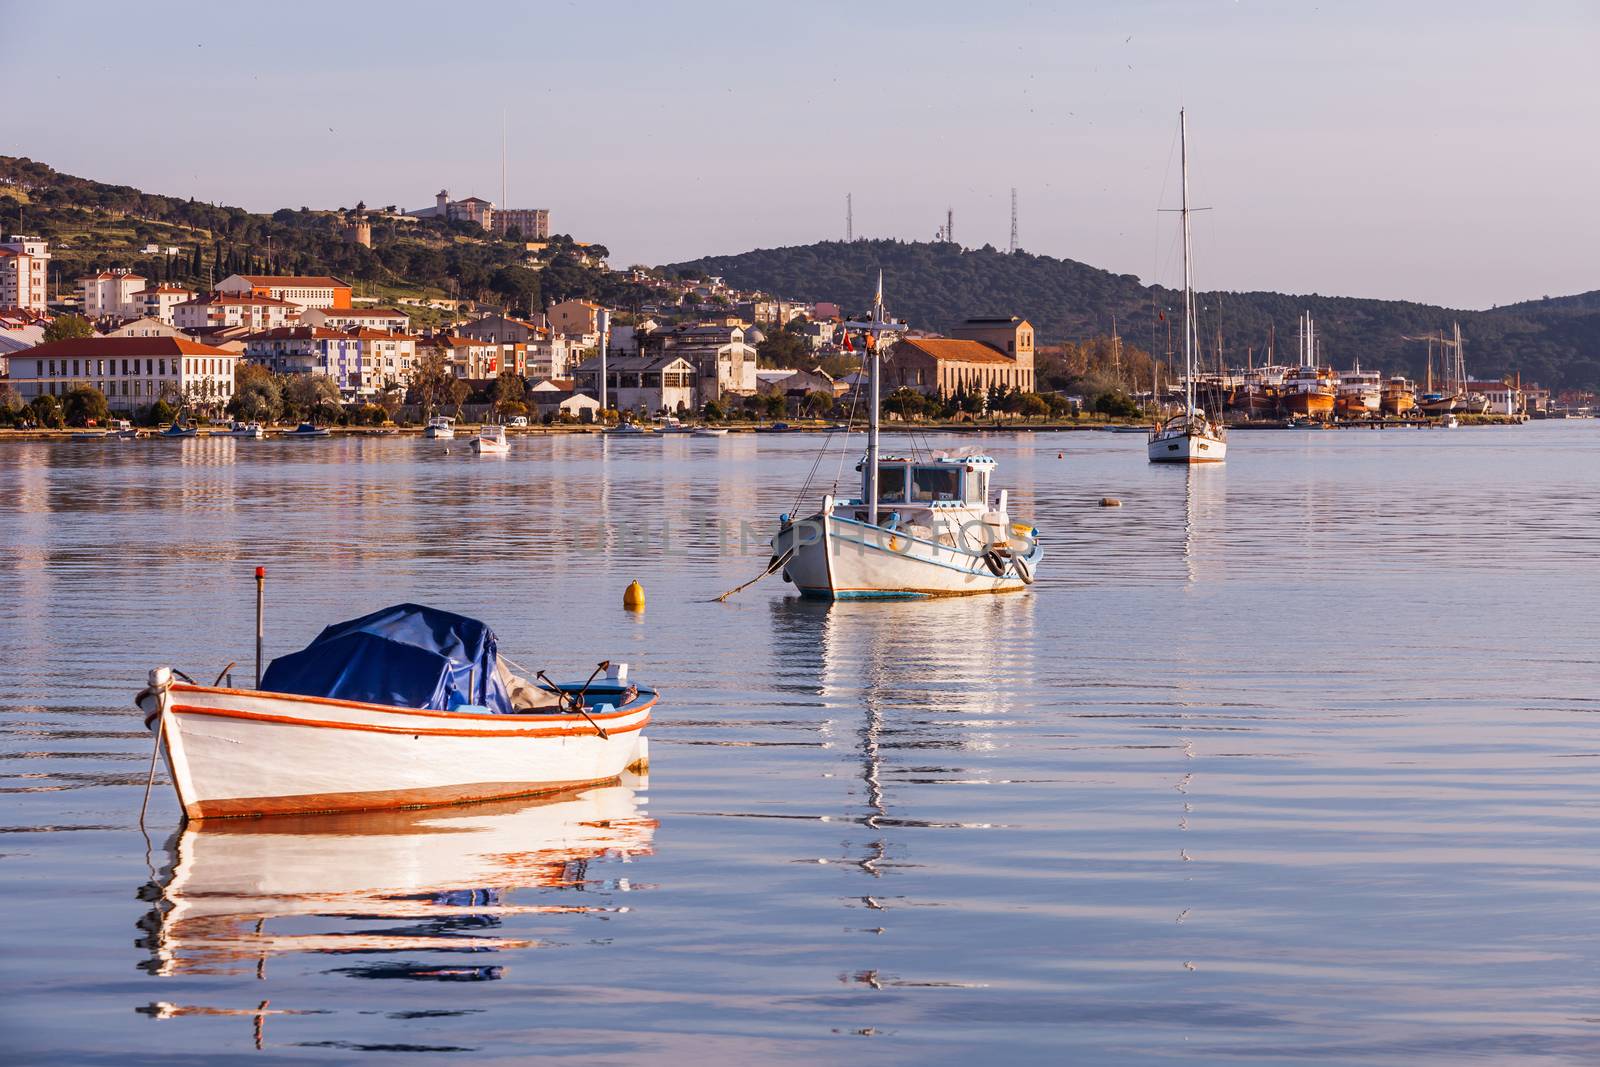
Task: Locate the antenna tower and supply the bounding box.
[1008,187,1019,253]
[846,193,853,242]
[946,207,954,246]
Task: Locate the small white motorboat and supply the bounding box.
[1443,414,1460,429]
[137,604,654,819]
[108,419,140,440]
[214,421,265,439]
[603,423,649,436]
[423,416,456,440]
[470,425,509,455]
[692,427,729,437]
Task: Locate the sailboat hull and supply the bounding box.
[773,512,1041,600]
[1148,430,1226,464]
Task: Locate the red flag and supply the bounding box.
[841,331,854,353]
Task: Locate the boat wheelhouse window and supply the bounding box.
[876,465,906,502]
[912,466,961,503]
[967,470,989,505]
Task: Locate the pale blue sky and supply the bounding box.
[4,0,1596,308]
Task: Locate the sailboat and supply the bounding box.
[1148,110,1228,464]
[769,275,1043,599]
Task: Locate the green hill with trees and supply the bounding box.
[0,156,654,322]
[671,240,1600,391]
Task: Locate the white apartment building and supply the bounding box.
[136,285,194,324]
[11,336,237,413]
[174,292,298,331]
[214,274,352,310]
[80,270,147,318]
[0,236,51,312]
[243,326,416,398]
[299,306,412,332]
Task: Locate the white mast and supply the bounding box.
[844,270,897,527]
[1180,109,1195,417]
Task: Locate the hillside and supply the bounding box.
[0,156,651,321]
[671,240,1600,391]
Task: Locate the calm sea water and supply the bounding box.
[2,423,1598,1064]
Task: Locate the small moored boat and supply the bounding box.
[603,423,649,436]
[470,425,509,454]
[283,422,331,438]
[137,604,654,819]
[215,421,265,439]
[423,416,456,440]
[158,422,199,439]
[691,427,729,437]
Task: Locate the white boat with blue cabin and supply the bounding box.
[770,276,1042,599]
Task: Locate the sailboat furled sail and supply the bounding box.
[769,275,1043,599]
[1148,109,1228,465]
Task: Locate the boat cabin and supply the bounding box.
[854,454,995,512]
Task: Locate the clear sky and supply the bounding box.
[5,0,1596,308]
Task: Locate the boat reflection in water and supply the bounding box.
[137,777,654,982]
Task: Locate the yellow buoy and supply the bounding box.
[623,580,646,611]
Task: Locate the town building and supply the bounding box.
[638,322,758,400]
[408,191,550,238]
[80,270,147,319]
[573,353,696,415]
[299,306,412,333]
[546,299,604,339]
[528,380,601,421]
[106,316,185,339]
[174,292,299,331]
[0,236,50,312]
[134,285,195,324]
[881,317,1036,396]
[214,274,353,310]
[10,335,237,413]
[0,307,47,375]
[243,326,417,398]
[492,208,549,240]
[457,313,543,344]
[756,366,836,400]
[417,335,501,379]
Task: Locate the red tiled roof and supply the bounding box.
[242,326,352,341]
[179,293,297,307]
[23,336,238,358]
[234,275,351,288]
[893,337,1013,365]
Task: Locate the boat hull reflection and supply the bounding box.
[138,779,654,979]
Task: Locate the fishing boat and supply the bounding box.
[214,421,264,439]
[423,415,455,440]
[1280,313,1337,420]
[1336,365,1384,419]
[770,276,1042,599]
[1148,110,1227,464]
[692,427,729,437]
[603,423,649,436]
[283,422,330,438]
[1381,377,1417,416]
[470,424,509,454]
[158,421,199,439]
[655,418,695,435]
[755,422,794,434]
[1443,413,1460,429]
[137,604,654,819]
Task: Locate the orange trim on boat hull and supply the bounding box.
[167,682,655,725]
[170,703,648,739]
[187,776,620,819]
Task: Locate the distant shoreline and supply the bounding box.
[0,413,1531,442]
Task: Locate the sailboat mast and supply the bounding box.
[1180,109,1195,415]
[866,272,883,526]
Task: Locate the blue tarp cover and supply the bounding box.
[260,603,514,714]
